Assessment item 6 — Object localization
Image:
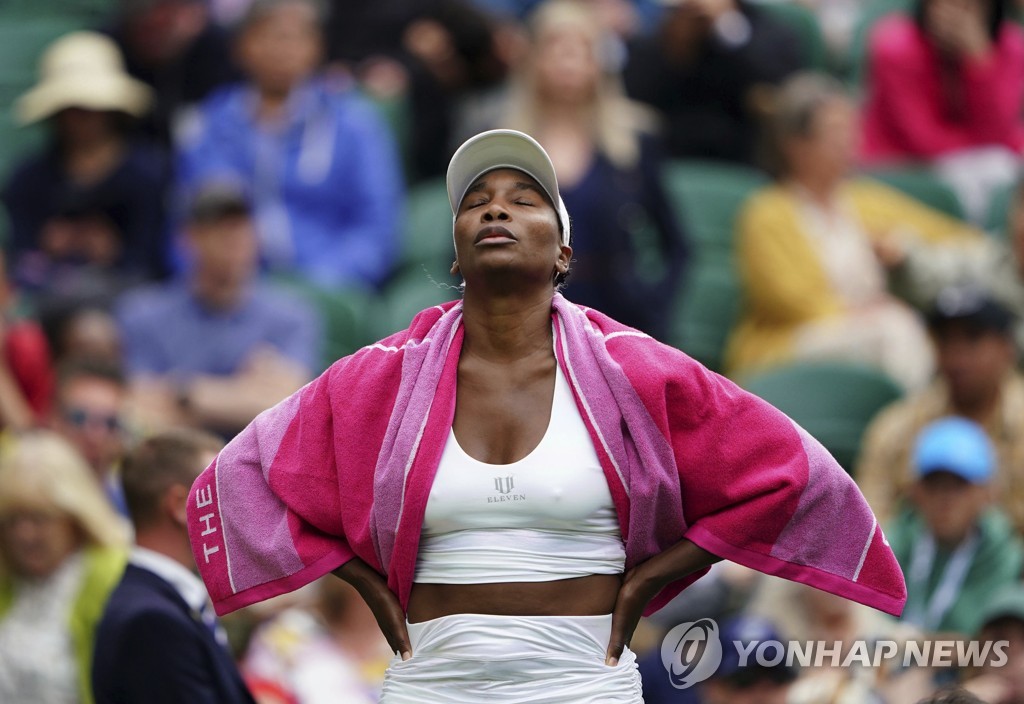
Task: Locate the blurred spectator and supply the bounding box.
[0,432,128,704]
[887,418,1022,636]
[108,0,240,144]
[860,0,1024,222]
[889,175,1024,360]
[50,359,131,516]
[243,577,392,703]
[856,286,1024,532]
[0,251,55,432]
[177,0,404,289]
[117,185,319,437]
[49,307,123,369]
[92,430,257,704]
[748,578,919,703]
[726,73,977,389]
[1,32,172,301]
[960,586,1024,703]
[492,0,688,339]
[622,0,806,164]
[641,614,797,704]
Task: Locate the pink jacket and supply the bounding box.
[861,14,1024,162]
[187,296,907,617]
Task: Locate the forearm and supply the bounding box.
[627,539,721,599]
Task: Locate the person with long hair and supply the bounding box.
[728,72,978,389]
[497,0,688,339]
[188,129,907,701]
[0,432,128,704]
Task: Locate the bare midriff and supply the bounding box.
[406,574,623,623]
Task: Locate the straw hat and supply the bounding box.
[15,31,153,125]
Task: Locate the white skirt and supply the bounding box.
[380,613,644,703]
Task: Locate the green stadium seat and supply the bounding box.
[863,165,965,219]
[663,159,768,370]
[846,0,912,83]
[759,2,829,71]
[984,182,1016,240]
[370,269,459,341]
[739,361,904,473]
[399,178,457,280]
[273,277,376,371]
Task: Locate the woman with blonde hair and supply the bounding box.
[497,0,688,339]
[727,71,979,389]
[0,431,128,704]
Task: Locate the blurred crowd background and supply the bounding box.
[2,0,1024,701]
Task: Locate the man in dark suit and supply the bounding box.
[92,429,256,704]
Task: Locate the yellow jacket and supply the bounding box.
[725,179,976,378]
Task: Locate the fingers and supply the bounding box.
[605,595,637,667]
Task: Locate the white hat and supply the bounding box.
[16,31,153,125]
[446,129,571,246]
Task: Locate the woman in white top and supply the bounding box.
[0,432,127,704]
[189,128,907,703]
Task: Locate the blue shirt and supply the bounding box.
[176,79,404,289]
[116,282,322,378]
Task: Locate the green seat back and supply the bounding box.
[663,159,768,370]
[273,278,375,371]
[846,0,912,83]
[759,2,829,71]
[740,361,904,473]
[371,270,458,341]
[400,178,456,280]
[863,166,965,219]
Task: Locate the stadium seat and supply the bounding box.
[273,277,376,371]
[739,361,904,473]
[863,166,965,219]
[758,2,829,71]
[400,178,457,280]
[663,159,768,371]
[370,269,459,341]
[846,0,912,83]
[984,182,1016,240]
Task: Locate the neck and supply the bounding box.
[135,528,194,570]
[460,289,555,364]
[537,101,590,126]
[63,135,124,184]
[256,83,298,122]
[789,173,841,206]
[951,388,1001,425]
[192,274,247,311]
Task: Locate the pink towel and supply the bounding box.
[188,294,906,616]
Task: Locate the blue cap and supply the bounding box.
[913,417,995,484]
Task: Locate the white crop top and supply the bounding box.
[415,362,626,583]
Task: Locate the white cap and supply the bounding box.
[446,129,571,246]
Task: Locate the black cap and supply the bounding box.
[188,183,251,224]
[927,285,1015,335]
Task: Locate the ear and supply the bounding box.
[164,484,191,528]
[556,244,572,274]
[450,260,460,276]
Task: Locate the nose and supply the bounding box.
[482,201,510,222]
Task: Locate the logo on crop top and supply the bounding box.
[488,475,526,503]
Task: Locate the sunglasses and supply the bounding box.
[62,407,123,433]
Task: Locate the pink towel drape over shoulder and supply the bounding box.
[187,295,907,617]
